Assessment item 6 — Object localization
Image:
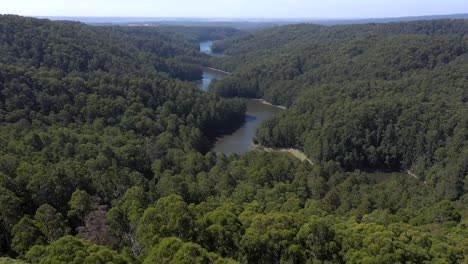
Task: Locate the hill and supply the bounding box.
[0,15,246,259]
[211,19,468,200]
[0,16,466,264]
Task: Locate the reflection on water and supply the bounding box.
[200,40,224,57]
[200,41,215,55]
[197,68,226,92]
[199,40,283,155]
[212,99,282,155]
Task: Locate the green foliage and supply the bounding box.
[0,258,28,264]
[0,15,466,264]
[143,237,184,264]
[211,19,468,201]
[0,187,22,253]
[0,15,208,81]
[294,217,339,262]
[106,186,146,254]
[34,204,69,242]
[143,237,236,264]
[410,200,462,225]
[25,236,134,264]
[198,208,244,258]
[11,216,45,256]
[68,189,92,225]
[136,195,194,252]
[155,26,243,43]
[240,213,297,263]
[0,15,245,261]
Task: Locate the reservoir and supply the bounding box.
[200,40,224,57]
[197,68,226,92]
[199,41,283,155]
[200,41,215,55]
[212,99,282,155]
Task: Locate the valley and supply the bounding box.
[0,14,466,264]
[198,41,285,155]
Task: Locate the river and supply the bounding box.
[212,99,282,155]
[199,41,283,155]
[200,40,224,57]
[197,68,226,92]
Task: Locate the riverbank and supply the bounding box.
[199,68,287,111]
[202,67,231,75]
[251,99,287,110]
[406,170,427,184]
[200,41,289,155]
[253,144,313,164]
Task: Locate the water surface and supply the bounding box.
[199,41,283,155]
[212,99,282,155]
[197,68,226,91]
[200,41,215,55]
[200,40,224,57]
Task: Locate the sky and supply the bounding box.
[1,0,468,19]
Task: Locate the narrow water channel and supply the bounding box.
[199,41,284,155]
[197,68,226,92]
[200,40,224,57]
[212,99,282,155]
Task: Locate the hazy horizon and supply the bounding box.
[2,0,468,19]
[32,13,468,20]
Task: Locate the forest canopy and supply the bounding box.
[0,15,466,263]
[211,19,468,201]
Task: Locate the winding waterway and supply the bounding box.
[213,100,282,155]
[199,41,283,155]
[197,68,226,92]
[200,40,224,57]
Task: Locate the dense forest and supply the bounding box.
[211,20,468,200]
[153,26,243,43]
[0,15,467,263]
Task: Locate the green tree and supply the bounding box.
[143,237,183,264]
[0,187,22,253]
[240,213,297,264]
[409,200,461,225]
[136,195,194,252]
[294,217,340,262]
[144,237,235,264]
[11,216,45,256]
[25,236,133,264]
[107,186,146,254]
[199,208,244,258]
[34,204,69,242]
[68,189,92,226]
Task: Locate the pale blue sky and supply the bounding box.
[2,0,468,19]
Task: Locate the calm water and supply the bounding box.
[197,68,226,92]
[200,40,224,57]
[212,99,282,155]
[199,41,283,155]
[200,41,215,55]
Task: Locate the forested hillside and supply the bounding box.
[0,15,466,264]
[153,26,243,43]
[0,15,242,261]
[211,20,468,201]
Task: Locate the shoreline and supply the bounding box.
[406,170,427,184]
[202,67,231,75]
[253,144,313,164]
[200,65,287,111]
[251,98,287,110]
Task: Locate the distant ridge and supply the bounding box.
[314,13,468,25]
[36,13,468,25]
